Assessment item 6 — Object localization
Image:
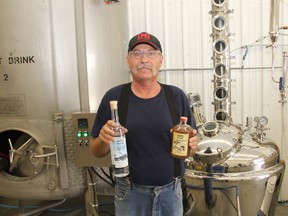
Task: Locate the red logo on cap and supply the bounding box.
[137,33,150,41]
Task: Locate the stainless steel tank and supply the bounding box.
[184,1,285,215]
[0,0,85,200]
[184,120,285,216]
[0,0,129,205]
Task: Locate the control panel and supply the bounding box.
[72,112,111,167]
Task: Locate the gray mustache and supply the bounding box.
[137,64,153,69]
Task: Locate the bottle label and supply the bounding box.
[172,132,189,157]
[112,137,128,168]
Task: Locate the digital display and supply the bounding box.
[78,118,88,129]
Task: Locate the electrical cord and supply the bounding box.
[91,167,114,188]
[109,167,115,185]
[100,167,115,186]
[219,189,237,211]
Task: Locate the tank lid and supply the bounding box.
[224,145,279,172]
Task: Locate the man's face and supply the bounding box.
[126,44,163,81]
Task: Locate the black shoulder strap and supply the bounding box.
[119,82,181,177]
[160,83,179,125]
[160,84,182,177]
[118,82,131,127]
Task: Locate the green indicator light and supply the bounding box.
[83,131,89,138]
[77,131,82,138]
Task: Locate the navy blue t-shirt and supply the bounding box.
[91,83,195,186]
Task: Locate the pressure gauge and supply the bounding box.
[256,116,268,126]
[259,116,268,126]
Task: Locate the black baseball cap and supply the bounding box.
[128,32,162,53]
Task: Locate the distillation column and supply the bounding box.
[210,0,235,122]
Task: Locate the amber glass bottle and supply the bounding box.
[171,116,194,158]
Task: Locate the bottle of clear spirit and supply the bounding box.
[171,116,194,158]
[110,100,129,177]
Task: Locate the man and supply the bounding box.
[90,32,199,216]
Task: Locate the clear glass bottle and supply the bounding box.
[109,100,129,177]
[171,116,194,158]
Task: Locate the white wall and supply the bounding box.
[127,0,288,200]
[84,0,130,111]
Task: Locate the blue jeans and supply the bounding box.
[114,177,183,216]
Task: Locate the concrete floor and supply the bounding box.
[1,195,288,216]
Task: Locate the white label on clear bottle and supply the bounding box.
[112,137,128,168]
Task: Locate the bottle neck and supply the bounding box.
[179,121,188,128]
[111,108,119,123]
[180,120,187,125]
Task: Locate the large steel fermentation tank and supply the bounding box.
[0,0,85,201]
[0,0,128,209]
